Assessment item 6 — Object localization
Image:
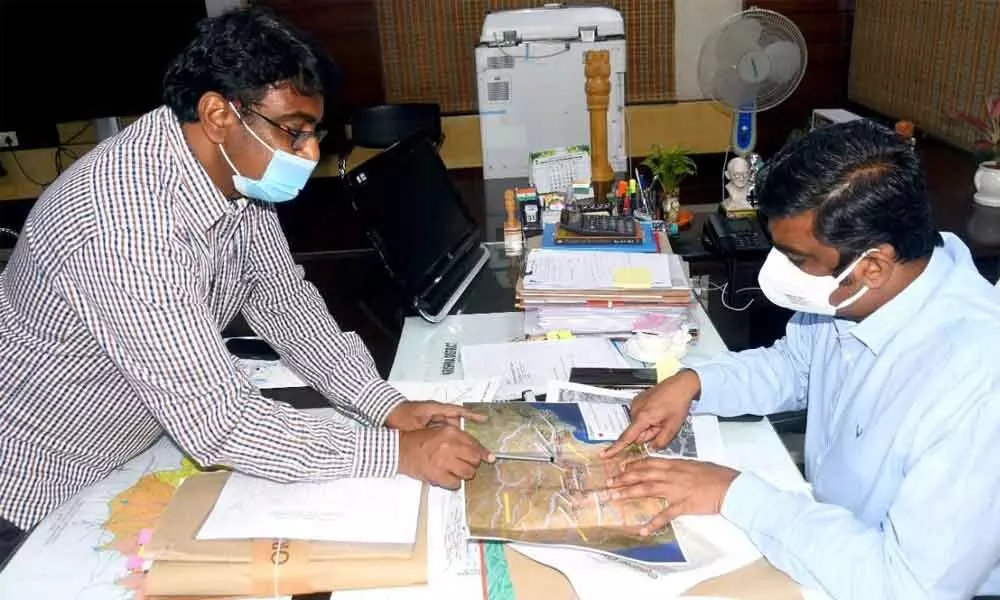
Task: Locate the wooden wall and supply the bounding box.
[848,0,1000,153]
[1,0,858,244]
[750,0,857,154]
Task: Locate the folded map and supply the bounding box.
[461,402,687,564]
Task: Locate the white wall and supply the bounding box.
[674,0,743,100]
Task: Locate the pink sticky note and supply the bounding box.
[137,528,153,545]
[126,556,145,571]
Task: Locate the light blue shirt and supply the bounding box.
[691,233,1000,599]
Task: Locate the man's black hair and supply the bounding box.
[162,6,338,123]
[755,119,942,266]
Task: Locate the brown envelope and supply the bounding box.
[143,475,429,597]
[504,546,803,600]
[146,472,416,563]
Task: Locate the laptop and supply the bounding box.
[344,133,490,323]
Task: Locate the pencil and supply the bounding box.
[494,452,554,463]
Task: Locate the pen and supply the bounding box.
[493,452,554,463]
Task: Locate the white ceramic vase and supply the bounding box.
[974,161,1000,207]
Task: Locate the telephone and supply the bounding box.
[702,212,771,256]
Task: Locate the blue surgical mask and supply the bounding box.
[218,103,318,203]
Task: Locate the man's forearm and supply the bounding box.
[160,385,400,480]
[243,287,405,425]
[687,344,808,416]
[722,473,928,600]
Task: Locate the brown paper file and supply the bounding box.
[504,546,803,600]
[146,471,416,563]
[145,484,429,597]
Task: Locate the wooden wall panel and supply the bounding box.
[747,0,856,154]
[374,0,676,113]
[260,0,385,109]
[848,0,1000,153]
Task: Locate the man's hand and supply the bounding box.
[385,400,487,431]
[601,369,701,458]
[605,458,739,536]
[398,424,494,490]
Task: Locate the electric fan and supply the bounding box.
[697,7,808,156]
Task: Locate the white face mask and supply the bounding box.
[758,248,875,316]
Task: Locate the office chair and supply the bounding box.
[351,103,443,149]
[335,103,443,177]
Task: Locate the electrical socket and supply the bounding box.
[0,132,18,148]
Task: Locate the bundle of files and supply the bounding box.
[141,471,427,597]
[517,248,695,335]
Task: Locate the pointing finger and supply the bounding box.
[429,404,487,423]
[600,421,646,458]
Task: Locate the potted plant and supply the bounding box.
[946,95,1000,206]
[641,144,697,223]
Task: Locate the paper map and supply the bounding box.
[461,402,686,564]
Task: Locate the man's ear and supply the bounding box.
[196,92,236,145]
[858,244,897,289]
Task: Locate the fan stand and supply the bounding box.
[720,108,758,218]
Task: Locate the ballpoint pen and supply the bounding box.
[493,452,554,463]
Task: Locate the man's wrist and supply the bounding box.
[677,368,703,400]
[355,379,407,426]
[352,426,400,478]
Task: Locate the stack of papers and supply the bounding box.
[524,305,697,336]
[518,249,694,334]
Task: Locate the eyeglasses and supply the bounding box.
[246,108,327,151]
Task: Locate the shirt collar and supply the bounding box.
[839,243,951,354]
[158,106,237,232]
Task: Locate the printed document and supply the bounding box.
[460,337,628,400]
[523,250,673,290]
[196,472,422,545]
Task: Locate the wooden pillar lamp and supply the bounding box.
[584,49,615,203]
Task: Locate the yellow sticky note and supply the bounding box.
[612,267,653,289]
[655,355,682,383]
[545,330,575,340]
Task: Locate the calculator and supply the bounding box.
[559,210,636,238]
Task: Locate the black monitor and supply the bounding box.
[344,134,489,322]
[0,1,207,145]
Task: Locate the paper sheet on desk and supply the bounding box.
[523,250,673,290]
[460,337,628,400]
[196,472,422,545]
[329,487,483,600]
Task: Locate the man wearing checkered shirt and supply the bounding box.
[0,7,492,566]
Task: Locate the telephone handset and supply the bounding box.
[702,212,771,256]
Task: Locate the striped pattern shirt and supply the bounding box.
[0,106,405,530]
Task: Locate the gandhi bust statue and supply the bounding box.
[723,156,752,211]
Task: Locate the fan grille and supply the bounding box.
[697,8,808,112]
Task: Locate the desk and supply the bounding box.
[0,250,809,600]
[384,310,811,600]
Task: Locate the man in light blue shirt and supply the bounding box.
[604,120,1000,599]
